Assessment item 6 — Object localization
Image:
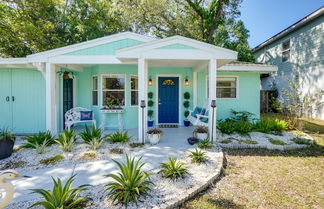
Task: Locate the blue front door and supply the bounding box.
[158,77,179,124]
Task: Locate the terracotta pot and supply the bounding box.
[148,134,161,144]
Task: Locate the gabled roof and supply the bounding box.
[27,32,155,60]
[253,6,324,52]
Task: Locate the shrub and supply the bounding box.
[197,139,213,149]
[235,120,253,136]
[40,155,64,165]
[217,120,236,134]
[55,129,77,152]
[229,110,256,122]
[22,131,55,151]
[268,139,286,145]
[253,119,287,134]
[291,137,312,145]
[238,139,258,144]
[193,126,208,134]
[105,155,153,207]
[188,148,207,164]
[106,131,130,144]
[29,175,89,209]
[159,157,188,179]
[147,128,163,135]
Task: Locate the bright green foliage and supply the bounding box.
[268,139,286,145]
[197,139,214,149]
[106,131,130,144]
[79,125,104,147]
[253,119,287,134]
[29,175,89,209]
[188,148,207,164]
[22,131,55,149]
[235,120,253,136]
[238,139,258,144]
[217,120,236,134]
[105,155,153,207]
[230,110,256,122]
[55,129,77,152]
[159,157,188,179]
[40,155,64,165]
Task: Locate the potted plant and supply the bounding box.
[193,126,209,140]
[183,92,191,127]
[147,128,163,144]
[147,92,154,127]
[0,128,16,159]
[187,136,199,145]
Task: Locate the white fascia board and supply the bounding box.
[0,57,29,64]
[27,32,155,59]
[48,55,123,64]
[116,35,238,59]
[219,65,278,73]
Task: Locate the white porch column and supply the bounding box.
[138,58,148,143]
[208,59,217,142]
[45,63,57,134]
[193,71,198,107]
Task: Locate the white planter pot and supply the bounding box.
[148,134,161,145]
[196,133,208,140]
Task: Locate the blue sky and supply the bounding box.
[240,0,323,48]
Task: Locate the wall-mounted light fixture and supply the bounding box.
[184,76,190,86]
[63,71,71,79]
[148,76,153,86]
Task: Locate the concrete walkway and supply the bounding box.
[11,127,195,203]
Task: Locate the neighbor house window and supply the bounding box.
[102,75,125,107]
[282,40,290,62]
[207,76,238,99]
[131,76,138,106]
[92,76,98,106]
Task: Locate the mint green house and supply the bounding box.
[0,32,276,141]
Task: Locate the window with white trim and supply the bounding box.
[131,76,138,106]
[282,40,290,62]
[207,77,238,99]
[92,76,98,106]
[102,75,125,107]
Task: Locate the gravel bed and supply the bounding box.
[6,146,223,209]
[216,131,314,150]
[0,136,151,172]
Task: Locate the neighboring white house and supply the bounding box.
[253,6,324,120]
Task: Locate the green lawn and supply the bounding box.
[183,114,324,209]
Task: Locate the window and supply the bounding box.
[282,40,290,62]
[207,77,238,99]
[131,76,138,106]
[102,75,125,107]
[92,76,98,106]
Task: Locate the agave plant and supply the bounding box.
[197,139,213,149]
[28,175,89,209]
[159,157,188,179]
[55,129,77,152]
[105,155,153,207]
[188,148,207,164]
[79,125,104,150]
[22,131,55,151]
[106,131,131,144]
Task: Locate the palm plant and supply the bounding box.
[159,157,188,179]
[188,148,207,164]
[28,175,89,209]
[106,131,130,144]
[79,125,104,150]
[55,129,77,152]
[197,139,213,149]
[22,131,55,150]
[105,155,153,207]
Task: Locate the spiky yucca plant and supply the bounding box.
[22,131,55,152]
[105,155,153,207]
[28,175,89,209]
[79,125,104,150]
[197,139,213,149]
[188,148,207,164]
[159,157,188,179]
[55,129,77,152]
[106,131,130,144]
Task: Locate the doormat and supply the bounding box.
[159,124,178,128]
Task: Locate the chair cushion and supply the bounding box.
[80,111,93,120]
[201,108,206,115]
[191,107,202,118]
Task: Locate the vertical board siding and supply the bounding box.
[11,69,46,133]
[64,39,144,55]
[0,69,13,129]
[158,44,196,50]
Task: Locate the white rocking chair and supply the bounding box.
[187,106,209,127]
[65,107,96,130]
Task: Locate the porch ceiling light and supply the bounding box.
[148,76,153,86]
[185,76,190,86]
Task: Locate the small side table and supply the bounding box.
[100,109,125,132]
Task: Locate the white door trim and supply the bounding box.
[60,73,76,131]
[155,74,182,125]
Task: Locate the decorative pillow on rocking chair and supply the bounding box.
[80,111,93,120]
